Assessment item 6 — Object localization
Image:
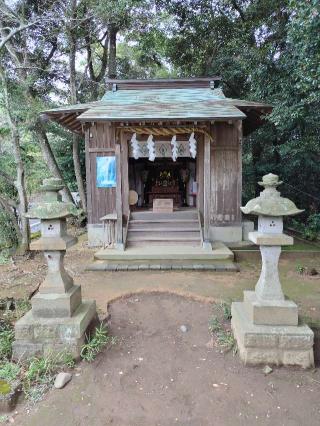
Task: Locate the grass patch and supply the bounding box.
[81,323,116,362]
[0,299,117,405]
[220,301,232,320]
[208,300,236,353]
[0,327,14,360]
[0,362,20,383]
[22,350,75,402]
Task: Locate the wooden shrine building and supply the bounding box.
[43,78,271,269]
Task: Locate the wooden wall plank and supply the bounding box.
[88,122,117,224]
[210,122,242,225]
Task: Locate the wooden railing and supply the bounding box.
[198,209,204,246]
[123,211,131,249]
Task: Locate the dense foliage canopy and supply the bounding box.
[0,0,319,251]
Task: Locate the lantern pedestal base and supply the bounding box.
[231,301,314,368]
[12,300,97,361]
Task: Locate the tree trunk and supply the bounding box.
[33,119,74,203]
[68,2,87,212]
[0,196,22,243]
[108,24,117,79]
[0,66,29,254]
[73,134,87,211]
[251,139,263,196]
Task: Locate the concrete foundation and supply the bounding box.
[231,302,314,368]
[13,300,96,360]
[209,225,243,243]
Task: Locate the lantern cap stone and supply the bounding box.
[25,177,80,219]
[241,173,304,217]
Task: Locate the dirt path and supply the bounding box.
[15,293,320,426]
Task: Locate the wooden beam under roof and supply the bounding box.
[105,77,222,91]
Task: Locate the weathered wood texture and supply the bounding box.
[121,131,129,218]
[196,134,204,217]
[115,143,123,244]
[203,134,211,240]
[87,122,116,224]
[105,77,221,91]
[210,121,242,224]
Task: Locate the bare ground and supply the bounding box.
[1,242,320,425]
[13,293,320,426]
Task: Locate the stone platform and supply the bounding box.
[87,242,238,271]
[231,301,314,368]
[13,300,96,360]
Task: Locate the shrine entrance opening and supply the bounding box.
[128,157,197,210]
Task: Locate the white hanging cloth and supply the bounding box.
[189,132,197,159]
[147,134,156,161]
[130,133,140,160]
[171,135,178,162]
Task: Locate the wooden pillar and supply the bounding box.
[120,131,129,218]
[196,134,204,215]
[203,134,211,243]
[84,128,92,224]
[115,143,123,249]
[237,120,243,216]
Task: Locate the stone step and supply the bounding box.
[128,228,200,234]
[127,240,201,248]
[94,242,234,261]
[129,221,199,228]
[127,234,201,242]
[131,211,198,220]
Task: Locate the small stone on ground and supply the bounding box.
[54,372,72,389]
[263,365,273,375]
[180,325,188,332]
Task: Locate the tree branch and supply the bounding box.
[0,21,38,52]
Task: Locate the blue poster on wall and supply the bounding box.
[96,156,116,188]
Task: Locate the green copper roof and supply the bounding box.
[42,79,272,134]
[77,88,246,122]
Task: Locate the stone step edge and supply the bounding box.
[86,262,239,272]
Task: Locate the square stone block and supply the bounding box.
[31,285,81,318]
[13,300,96,361]
[248,231,293,246]
[231,301,314,368]
[243,291,298,326]
[30,235,77,251]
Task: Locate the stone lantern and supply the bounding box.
[231,173,314,368]
[13,178,96,359]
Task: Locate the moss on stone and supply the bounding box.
[0,380,11,396]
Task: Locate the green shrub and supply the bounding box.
[0,211,18,250]
[303,213,320,241]
[81,323,116,362]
